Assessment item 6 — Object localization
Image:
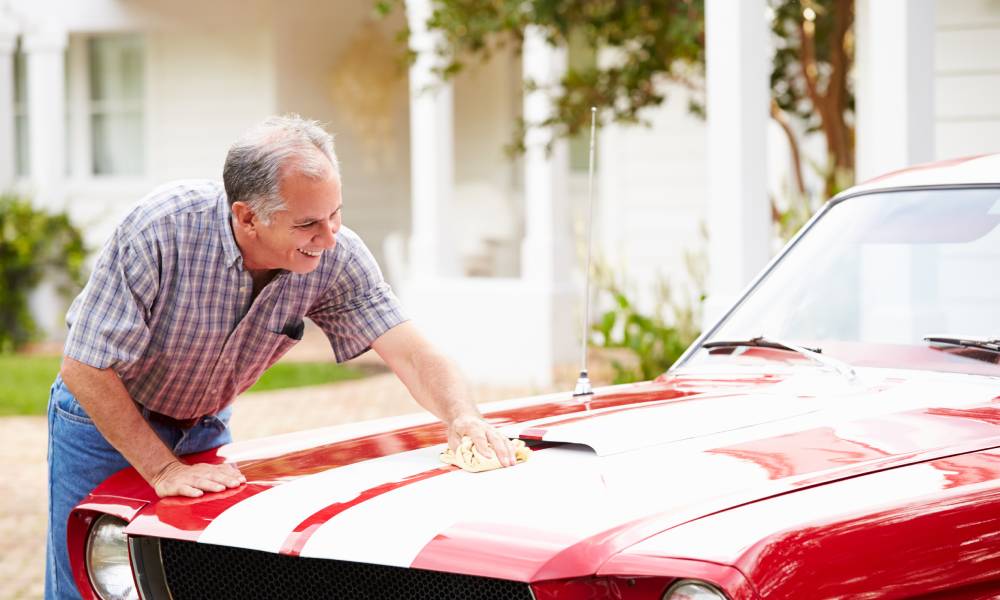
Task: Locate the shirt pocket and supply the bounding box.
[235,324,303,393]
[269,319,303,359]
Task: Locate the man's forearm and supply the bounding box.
[371,322,517,465]
[404,348,479,423]
[60,357,179,483]
[404,346,517,465]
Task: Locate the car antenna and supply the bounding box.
[573,106,598,399]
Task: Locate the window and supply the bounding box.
[702,188,1000,376]
[13,41,28,177]
[88,35,144,176]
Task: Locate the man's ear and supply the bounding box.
[231,202,258,234]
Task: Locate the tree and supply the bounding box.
[771,0,855,201]
[376,0,705,152]
[378,0,855,218]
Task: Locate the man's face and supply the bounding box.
[247,167,343,274]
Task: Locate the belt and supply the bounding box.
[139,405,202,429]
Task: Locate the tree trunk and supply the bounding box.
[797,0,855,197]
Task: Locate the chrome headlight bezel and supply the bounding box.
[662,578,729,600]
[85,514,138,600]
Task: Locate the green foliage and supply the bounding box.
[0,195,86,352]
[772,157,853,243]
[590,259,703,384]
[378,0,852,160]
[380,0,854,224]
[376,0,705,152]
[773,190,814,242]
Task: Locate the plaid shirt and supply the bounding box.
[64,179,407,418]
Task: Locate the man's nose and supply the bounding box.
[315,222,337,249]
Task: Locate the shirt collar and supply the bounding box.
[215,187,244,268]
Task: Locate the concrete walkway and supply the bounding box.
[0,326,570,599]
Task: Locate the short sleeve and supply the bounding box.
[64,228,158,370]
[307,236,407,362]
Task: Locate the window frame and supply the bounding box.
[66,32,148,180]
[13,38,29,179]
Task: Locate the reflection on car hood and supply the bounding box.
[96,367,1000,582]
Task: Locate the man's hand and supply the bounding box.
[61,359,246,498]
[447,415,518,468]
[151,460,246,498]
[372,323,517,467]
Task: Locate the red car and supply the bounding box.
[71,156,1000,599]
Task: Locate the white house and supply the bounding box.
[2,0,999,385]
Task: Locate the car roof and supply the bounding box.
[839,153,1000,199]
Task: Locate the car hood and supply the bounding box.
[98,367,1000,582]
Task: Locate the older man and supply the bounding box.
[46,115,516,599]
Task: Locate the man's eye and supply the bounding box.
[296,222,315,229]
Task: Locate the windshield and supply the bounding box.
[687,187,1000,377]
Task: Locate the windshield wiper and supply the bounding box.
[702,336,857,380]
[924,335,1000,354]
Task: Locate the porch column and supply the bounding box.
[23,25,67,209]
[406,0,455,278]
[520,26,575,381]
[855,0,935,181]
[0,16,17,189]
[520,26,571,286]
[703,0,771,328]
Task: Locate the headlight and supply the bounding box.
[85,514,138,600]
[663,579,728,600]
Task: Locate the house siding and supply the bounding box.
[935,1,1000,158]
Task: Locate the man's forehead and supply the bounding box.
[279,171,342,211]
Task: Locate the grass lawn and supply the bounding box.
[0,355,62,416]
[0,355,363,416]
[245,361,363,393]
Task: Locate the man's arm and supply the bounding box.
[60,358,245,497]
[371,322,517,467]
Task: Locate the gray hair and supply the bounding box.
[223,114,340,223]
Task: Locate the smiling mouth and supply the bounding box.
[298,249,322,258]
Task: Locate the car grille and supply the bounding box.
[159,538,535,600]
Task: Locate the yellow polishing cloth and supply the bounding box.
[440,436,532,472]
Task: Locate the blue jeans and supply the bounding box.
[45,375,233,600]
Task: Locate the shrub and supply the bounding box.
[590,256,704,384]
[0,195,86,352]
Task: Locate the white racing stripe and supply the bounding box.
[297,445,771,567]
[535,394,818,455]
[533,373,999,456]
[299,445,600,566]
[198,446,442,552]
